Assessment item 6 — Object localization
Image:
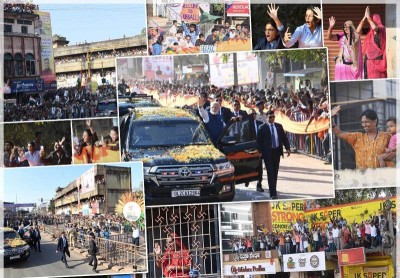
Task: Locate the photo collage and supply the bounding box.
[1,1,399,278]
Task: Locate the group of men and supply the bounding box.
[148,20,251,55]
[197,91,290,199]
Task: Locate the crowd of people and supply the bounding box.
[254,4,323,50]
[228,211,395,256]
[148,20,251,55]
[122,78,331,162]
[4,132,72,167]
[328,6,387,80]
[4,0,38,14]
[4,85,116,121]
[55,47,147,65]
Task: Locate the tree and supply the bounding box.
[263,49,326,67]
[317,188,396,207]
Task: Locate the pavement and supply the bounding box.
[233,152,334,202]
[4,232,134,278]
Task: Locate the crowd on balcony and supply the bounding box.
[4,0,38,14]
[54,47,147,65]
[227,211,395,256]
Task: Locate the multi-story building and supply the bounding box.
[53,35,147,88]
[4,3,42,98]
[53,165,132,216]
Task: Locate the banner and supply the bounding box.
[282,252,326,272]
[226,2,250,17]
[271,201,305,232]
[224,262,276,276]
[181,4,200,22]
[142,56,174,82]
[338,247,366,266]
[80,167,95,194]
[274,111,330,135]
[209,52,258,87]
[305,197,396,228]
[34,11,57,90]
[11,79,44,94]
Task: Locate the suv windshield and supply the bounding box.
[129,120,210,148]
[98,102,116,110]
[4,231,19,240]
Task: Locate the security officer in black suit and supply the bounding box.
[257,110,290,199]
[88,234,98,273]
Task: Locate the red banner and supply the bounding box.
[337,247,366,266]
[226,3,250,17]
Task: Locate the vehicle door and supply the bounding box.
[218,118,261,184]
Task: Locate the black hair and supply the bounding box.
[111,126,118,133]
[306,6,321,25]
[265,19,278,31]
[29,141,36,148]
[5,141,14,148]
[199,33,205,38]
[360,109,378,121]
[386,117,396,124]
[173,20,177,24]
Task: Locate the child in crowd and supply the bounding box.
[378,117,398,167]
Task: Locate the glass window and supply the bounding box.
[25,53,35,75]
[14,53,24,76]
[21,26,28,34]
[4,25,12,33]
[4,53,13,77]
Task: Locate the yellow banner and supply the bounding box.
[305,198,396,228]
[274,111,330,135]
[270,201,305,232]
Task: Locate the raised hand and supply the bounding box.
[313,6,322,20]
[267,3,279,20]
[364,6,370,19]
[284,27,291,43]
[331,105,341,117]
[329,16,336,28]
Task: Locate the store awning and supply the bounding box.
[283,68,322,77]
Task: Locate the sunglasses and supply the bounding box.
[268,115,275,118]
[216,99,222,102]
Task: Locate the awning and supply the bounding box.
[283,68,322,77]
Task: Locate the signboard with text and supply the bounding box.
[338,248,366,266]
[271,201,305,232]
[11,79,44,94]
[224,262,276,276]
[180,4,200,22]
[283,252,326,272]
[226,2,250,17]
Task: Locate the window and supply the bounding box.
[17,19,32,25]
[4,25,12,33]
[4,53,14,77]
[25,53,35,76]
[14,53,24,76]
[21,26,28,34]
[4,18,14,23]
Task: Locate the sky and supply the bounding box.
[38,3,146,45]
[3,162,143,205]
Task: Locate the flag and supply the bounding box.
[199,7,221,23]
[77,69,82,90]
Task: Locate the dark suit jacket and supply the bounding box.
[231,110,249,122]
[89,239,97,256]
[257,122,290,158]
[57,236,70,256]
[240,119,263,142]
[220,106,233,125]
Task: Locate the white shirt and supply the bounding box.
[371,225,377,237]
[19,151,43,166]
[332,227,339,238]
[132,228,140,238]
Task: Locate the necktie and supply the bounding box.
[270,124,277,148]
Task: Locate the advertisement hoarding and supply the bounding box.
[282,252,326,272]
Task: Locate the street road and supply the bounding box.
[4,232,127,278]
[233,153,334,202]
